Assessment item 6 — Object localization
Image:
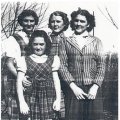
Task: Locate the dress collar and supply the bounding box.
[30,54,47,59]
[72,31,89,38]
[50,32,65,38]
[30,54,48,63]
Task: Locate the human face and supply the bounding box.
[32,37,46,56]
[50,15,65,33]
[22,15,35,34]
[73,14,89,34]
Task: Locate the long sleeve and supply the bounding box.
[93,39,106,87]
[58,38,75,85]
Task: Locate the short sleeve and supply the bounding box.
[4,36,21,59]
[16,56,27,73]
[52,55,60,71]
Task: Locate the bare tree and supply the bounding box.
[98,6,118,30]
[1,2,49,40]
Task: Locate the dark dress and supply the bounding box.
[23,56,58,120]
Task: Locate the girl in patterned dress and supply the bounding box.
[16,30,61,120]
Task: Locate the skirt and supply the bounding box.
[64,85,104,120]
[23,80,59,120]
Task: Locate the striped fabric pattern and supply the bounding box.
[58,35,106,87]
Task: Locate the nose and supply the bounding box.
[77,21,81,25]
[27,21,31,25]
[54,21,58,26]
[36,45,41,49]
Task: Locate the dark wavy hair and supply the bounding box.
[18,9,39,26]
[70,8,95,32]
[28,30,51,55]
[48,11,69,32]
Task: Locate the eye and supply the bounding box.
[56,20,61,23]
[23,20,28,22]
[39,43,45,46]
[74,19,79,22]
[80,20,86,23]
[30,20,35,22]
[33,43,38,46]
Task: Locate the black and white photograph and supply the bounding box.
[1,0,119,120]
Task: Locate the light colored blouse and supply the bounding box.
[3,31,29,59]
[72,31,89,50]
[17,54,60,73]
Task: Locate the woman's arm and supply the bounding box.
[52,71,61,111]
[17,71,29,114]
[6,57,17,77]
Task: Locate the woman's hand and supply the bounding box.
[87,84,99,99]
[70,82,87,99]
[53,99,60,111]
[22,76,31,87]
[20,101,29,115]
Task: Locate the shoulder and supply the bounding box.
[88,35,102,44]
[4,35,19,47]
[15,31,29,43]
[89,34,101,41]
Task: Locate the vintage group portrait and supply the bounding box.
[1,0,118,120]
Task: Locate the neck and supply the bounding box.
[23,30,33,37]
[74,30,86,35]
[32,53,46,57]
[52,31,63,36]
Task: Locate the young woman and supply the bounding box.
[4,9,39,120]
[58,8,106,120]
[16,30,61,120]
[48,11,69,120]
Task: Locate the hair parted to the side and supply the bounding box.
[48,11,69,32]
[70,7,95,32]
[28,30,51,55]
[18,9,39,26]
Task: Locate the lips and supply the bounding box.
[53,26,59,29]
[75,26,83,29]
[36,49,41,52]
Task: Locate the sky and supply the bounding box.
[1,0,119,53]
[44,0,119,53]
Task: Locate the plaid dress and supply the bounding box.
[22,56,58,120]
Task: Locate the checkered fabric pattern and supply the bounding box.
[22,56,59,120]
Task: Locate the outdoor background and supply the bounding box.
[1,0,119,120]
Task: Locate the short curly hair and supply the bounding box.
[48,11,69,32]
[18,9,39,26]
[28,30,51,55]
[70,8,95,32]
